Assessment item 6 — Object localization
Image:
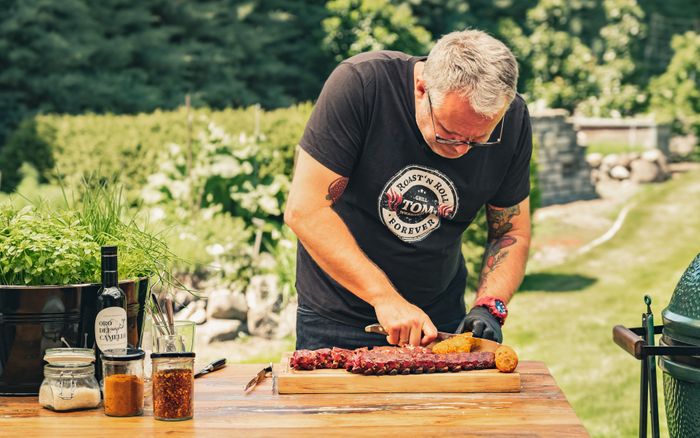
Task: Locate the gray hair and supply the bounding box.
[423,29,519,117]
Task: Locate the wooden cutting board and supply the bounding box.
[275,354,521,394]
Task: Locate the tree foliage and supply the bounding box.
[576,0,647,117]
[1,0,699,192]
[322,0,432,61]
[649,31,700,136]
[0,119,55,192]
[0,0,331,190]
[507,0,647,116]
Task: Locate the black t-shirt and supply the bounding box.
[296,50,532,328]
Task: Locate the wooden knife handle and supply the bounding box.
[613,325,644,359]
[365,323,388,336]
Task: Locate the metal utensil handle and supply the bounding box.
[195,358,227,379]
[165,297,175,335]
[364,323,388,336]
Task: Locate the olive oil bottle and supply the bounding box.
[94,246,127,378]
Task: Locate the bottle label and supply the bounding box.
[95,307,128,351]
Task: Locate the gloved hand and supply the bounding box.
[461,306,503,343]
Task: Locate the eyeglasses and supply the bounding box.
[427,91,505,148]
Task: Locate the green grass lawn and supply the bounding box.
[585,141,647,156]
[507,168,700,437]
[0,165,66,208]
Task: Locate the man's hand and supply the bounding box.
[373,296,438,346]
[462,306,503,343]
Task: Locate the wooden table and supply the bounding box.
[0,361,588,437]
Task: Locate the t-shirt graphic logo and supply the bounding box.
[378,165,459,242]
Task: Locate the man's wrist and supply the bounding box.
[473,295,508,326]
[367,286,402,308]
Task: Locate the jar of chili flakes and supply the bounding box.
[151,352,195,421]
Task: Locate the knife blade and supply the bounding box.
[244,362,273,393]
[365,323,456,341]
[194,358,227,379]
[364,323,501,352]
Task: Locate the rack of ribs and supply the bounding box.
[289,346,495,375]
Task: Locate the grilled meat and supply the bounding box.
[290,346,495,375]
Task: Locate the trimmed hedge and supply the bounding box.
[21,104,312,199]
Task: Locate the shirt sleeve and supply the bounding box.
[298,62,366,177]
[488,104,533,208]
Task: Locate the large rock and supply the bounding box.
[174,300,196,320]
[642,149,671,176]
[247,312,279,338]
[630,159,663,183]
[577,130,589,146]
[206,288,248,321]
[198,318,243,343]
[610,165,631,180]
[586,153,604,169]
[670,134,697,156]
[275,302,297,339]
[175,290,194,309]
[619,153,640,169]
[246,275,284,338]
[642,148,664,163]
[174,300,207,325]
[602,153,621,168]
[246,275,283,311]
[188,301,207,325]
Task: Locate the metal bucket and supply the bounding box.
[0,278,148,395]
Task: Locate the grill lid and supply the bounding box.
[663,253,700,345]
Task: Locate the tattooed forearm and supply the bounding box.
[486,205,520,241]
[325,177,349,204]
[477,235,517,290]
[478,204,522,291]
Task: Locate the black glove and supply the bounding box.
[461,306,503,343]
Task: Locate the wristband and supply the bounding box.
[473,295,508,326]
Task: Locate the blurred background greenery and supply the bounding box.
[1,1,699,436]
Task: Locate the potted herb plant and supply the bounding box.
[0,182,176,395]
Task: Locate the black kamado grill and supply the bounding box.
[614,253,700,438]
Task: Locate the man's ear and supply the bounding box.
[415,78,427,99]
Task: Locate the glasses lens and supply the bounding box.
[429,90,505,148]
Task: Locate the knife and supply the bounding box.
[364,323,501,352]
[244,362,273,393]
[194,358,227,379]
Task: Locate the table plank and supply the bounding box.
[0,361,588,437]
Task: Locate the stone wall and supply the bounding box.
[531,110,598,206]
[572,117,671,155]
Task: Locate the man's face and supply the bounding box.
[415,82,507,159]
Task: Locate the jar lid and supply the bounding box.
[44,348,95,365]
[151,352,196,359]
[44,363,96,375]
[101,348,146,361]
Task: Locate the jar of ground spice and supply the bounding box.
[101,348,145,417]
[151,352,195,421]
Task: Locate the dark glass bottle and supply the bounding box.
[94,246,127,379]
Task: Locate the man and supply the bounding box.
[285,29,531,350]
